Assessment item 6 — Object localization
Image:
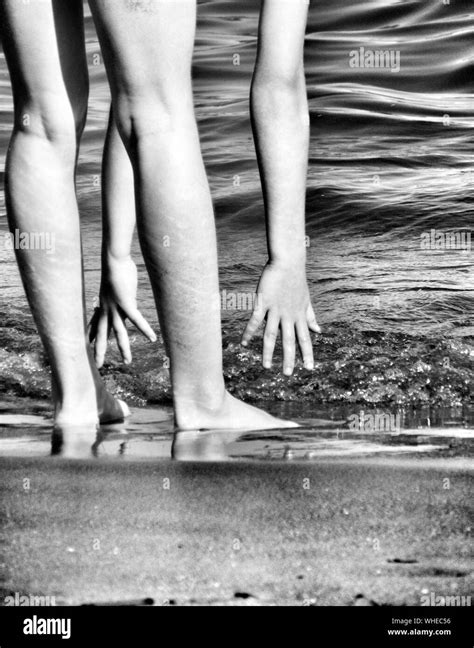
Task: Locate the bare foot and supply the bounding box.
[174,391,298,431]
[52,365,130,429]
[53,380,100,429]
[53,389,129,428]
[97,390,130,425]
[52,387,129,458]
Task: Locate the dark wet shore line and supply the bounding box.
[0,455,472,606]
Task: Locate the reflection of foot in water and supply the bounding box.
[51,424,99,459]
[172,429,244,462]
[51,418,129,458]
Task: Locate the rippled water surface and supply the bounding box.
[0,0,473,417]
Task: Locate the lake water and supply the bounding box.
[0,0,473,427]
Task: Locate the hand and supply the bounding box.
[241,261,320,375]
[88,255,156,368]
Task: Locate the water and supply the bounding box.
[0,403,473,461]
[0,0,473,423]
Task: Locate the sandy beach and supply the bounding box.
[0,417,472,606]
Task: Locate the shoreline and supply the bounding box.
[0,453,472,606]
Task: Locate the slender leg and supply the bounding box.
[0,0,124,430]
[89,0,296,430]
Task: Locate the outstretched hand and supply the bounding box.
[241,261,320,375]
[88,255,156,368]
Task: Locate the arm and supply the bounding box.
[89,106,156,367]
[101,105,136,263]
[241,0,320,375]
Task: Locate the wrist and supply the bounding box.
[268,230,308,268]
[268,250,306,271]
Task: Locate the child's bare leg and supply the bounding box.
[89,0,296,430]
[1,0,126,428]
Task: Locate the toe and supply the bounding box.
[118,399,131,419]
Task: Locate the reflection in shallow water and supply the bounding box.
[170,427,473,462]
[51,425,100,459]
[0,409,472,463]
[171,429,242,462]
[0,402,472,461]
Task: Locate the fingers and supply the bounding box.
[91,303,156,368]
[241,302,266,347]
[112,310,132,365]
[296,319,314,370]
[242,299,320,374]
[125,308,157,343]
[307,303,321,334]
[94,311,110,369]
[281,320,296,376]
[262,310,280,369]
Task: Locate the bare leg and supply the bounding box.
[89,0,296,430]
[0,0,125,429]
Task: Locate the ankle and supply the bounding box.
[174,383,227,428]
[52,377,98,425]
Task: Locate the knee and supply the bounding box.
[15,87,88,157]
[113,80,195,144]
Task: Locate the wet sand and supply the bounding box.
[0,437,472,606]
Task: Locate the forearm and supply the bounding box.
[251,0,309,270]
[101,106,136,263]
[251,75,309,268]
